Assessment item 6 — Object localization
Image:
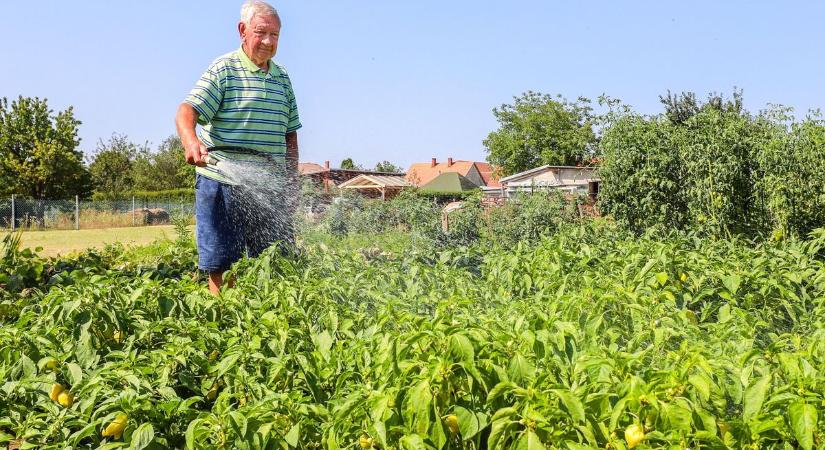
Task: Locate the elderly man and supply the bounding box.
[175,0,301,295]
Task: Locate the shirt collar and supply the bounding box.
[237,47,275,76]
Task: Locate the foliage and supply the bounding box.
[373,161,404,173]
[2,223,825,448]
[414,190,479,202]
[0,233,45,294]
[0,96,91,199]
[659,89,745,125]
[599,90,825,239]
[340,158,364,171]
[483,91,597,177]
[89,134,194,200]
[88,134,139,198]
[90,189,195,202]
[136,135,195,191]
[484,191,581,247]
[321,190,441,243]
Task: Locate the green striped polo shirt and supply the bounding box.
[184,47,301,183]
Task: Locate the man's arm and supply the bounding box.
[286,131,299,174]
[175,103,209,167]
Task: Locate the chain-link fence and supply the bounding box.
[0,196,194,231]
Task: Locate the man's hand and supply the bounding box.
[183,138,209,167]
[175,103,208,167]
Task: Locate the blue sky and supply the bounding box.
[2,1,824,169]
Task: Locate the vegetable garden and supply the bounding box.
[1,203,824,448]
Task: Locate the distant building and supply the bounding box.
[494,165,599,199]
[405,157,500,188]
[419,172,479,194]
[299,160,404,193]
[338,174,412,200]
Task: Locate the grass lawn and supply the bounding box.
[16,225,180,257]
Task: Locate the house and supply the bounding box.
[495,165,599,199]
[300,160,404,193]
[298,162,326,175]
[405,158,500,188]
[419,172,479,194]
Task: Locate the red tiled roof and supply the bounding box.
[299,162,325,175]
[405,160,501,187]
[474,162,501,188]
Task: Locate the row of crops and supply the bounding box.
[1,219,823,449]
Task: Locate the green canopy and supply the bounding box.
[419,172,479,193]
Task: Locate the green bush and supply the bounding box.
[485,191,580,246]
[599,103,825,239]
[90,188,194,201]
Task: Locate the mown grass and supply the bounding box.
[17,225,180,257]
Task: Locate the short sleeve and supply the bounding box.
[285,79,302,133]
[184,61,225,125]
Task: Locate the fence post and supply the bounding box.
[75,195,80,230]
[10,194,15,232]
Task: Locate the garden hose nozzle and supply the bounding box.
[203,154,219,166]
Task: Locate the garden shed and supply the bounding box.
[337,174,412,200]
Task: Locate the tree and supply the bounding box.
[340,158,364,170]
[660,89,744,125]
[483,91,597,176]
[88,134,140,198]
[151,135,195,189]
[0,96,91,199]
[374,160,403,173]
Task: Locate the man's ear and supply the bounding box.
[238,22,246,40]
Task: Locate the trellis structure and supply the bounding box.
[338,175,412,200]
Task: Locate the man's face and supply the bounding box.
[239,14,281,66]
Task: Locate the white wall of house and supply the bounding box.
[502,167,598,197]
[507,168,596,187]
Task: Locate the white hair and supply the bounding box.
[240,0,280,25]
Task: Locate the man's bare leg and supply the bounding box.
[208,271,235,295]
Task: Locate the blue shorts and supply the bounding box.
[195,174,294,272]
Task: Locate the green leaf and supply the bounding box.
[454,406,481,440]
[789,401,817,450]
[314,330,333,361]
[527,430,545,450]
[551,389,585,423]
[66,362,83,386]
[487,416,512,450]
[448,334,474,363]
[655,272,669,286]
[661,401,692,432]
[284,423,300,448]
[508,353,534,386]
[721,274,741,295]
[743,374,771,420]
[228,411,248,439]
[130,423,154,450]
[717,304,731,324]
[688,373,711,402]
[488,382,519,402]
[185,418,203,450]
[210,352,241,378]
[405,380,432,435]
[399,434,433,450]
